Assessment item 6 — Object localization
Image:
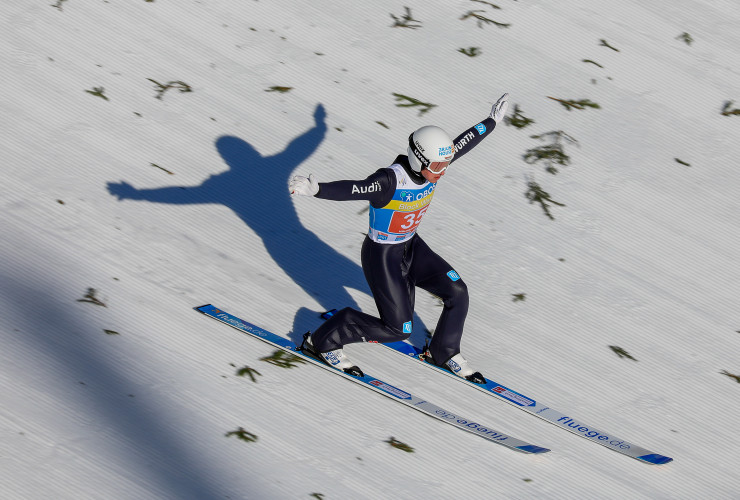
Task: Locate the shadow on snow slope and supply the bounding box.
[1,269,233,499]
[107,103,431,345]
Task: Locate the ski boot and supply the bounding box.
[300,332,364,377]
[422,346,485,384]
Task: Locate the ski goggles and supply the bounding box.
[426,160,450,174]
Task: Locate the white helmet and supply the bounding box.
[407,126,455,173]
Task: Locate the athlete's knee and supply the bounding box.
[447,278,469,307]
[399,319,414,340]
[383,318,414,341]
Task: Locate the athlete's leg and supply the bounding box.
[310,237,414,352]
[362,237,416,336]
[407,235,469,365]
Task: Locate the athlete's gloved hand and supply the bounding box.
[289,174,319,196]
[490,93,509,124]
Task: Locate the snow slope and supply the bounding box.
[2,0,739,498]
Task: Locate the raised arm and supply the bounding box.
[450,93,509,164]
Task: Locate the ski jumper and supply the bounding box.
[310,116,497,365]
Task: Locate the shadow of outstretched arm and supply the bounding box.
[107,181,217,205]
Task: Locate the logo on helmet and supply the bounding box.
[412,145,429,167]
[438,145,453,156]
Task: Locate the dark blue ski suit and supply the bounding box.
[310,115,497,366]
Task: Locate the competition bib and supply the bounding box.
[368,164,435,244]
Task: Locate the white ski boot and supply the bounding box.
[301,332,364,377]
[444,353,486,384]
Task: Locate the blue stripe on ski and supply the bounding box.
[195,304,550,454]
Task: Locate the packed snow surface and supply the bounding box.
[2,1,739,498]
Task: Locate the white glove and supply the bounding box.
[289,174,319,196]
[490,93,509,124]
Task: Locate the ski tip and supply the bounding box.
[517,445,551,454]
[636,453,673,465]
[194,304,213,313]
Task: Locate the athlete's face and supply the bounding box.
[421,166,446,183]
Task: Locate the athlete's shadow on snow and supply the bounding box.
[107,104,428,343]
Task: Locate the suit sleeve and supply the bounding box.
[315,168,395,208]
[450,116,497,164]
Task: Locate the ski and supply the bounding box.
[194,304,549,455]
[357,324,672,465]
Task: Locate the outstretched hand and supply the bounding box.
[107,181,138,200]
[490,93,509,124]
[289,174,319,196]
